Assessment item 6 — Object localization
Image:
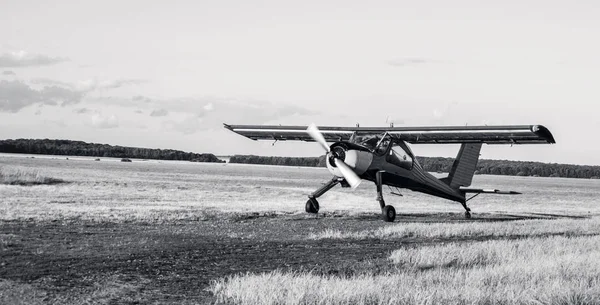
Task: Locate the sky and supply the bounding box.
[1,0,599,165]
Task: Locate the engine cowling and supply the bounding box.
[326,144,373,178]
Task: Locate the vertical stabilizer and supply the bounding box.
[442,143,482,189]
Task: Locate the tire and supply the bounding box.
[382,205,396,222]
[305,198,319,214]
[465,211,472,219]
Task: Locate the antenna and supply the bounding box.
[386,116,394,127]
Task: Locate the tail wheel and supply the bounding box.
[305,198,319,214]
[382,205,396,222]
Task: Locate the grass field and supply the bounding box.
[1,154,600,304]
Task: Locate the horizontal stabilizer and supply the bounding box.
[461,188,521,195]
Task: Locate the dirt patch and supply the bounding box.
[0,212,577,304]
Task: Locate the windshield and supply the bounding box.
[353,133,391,155]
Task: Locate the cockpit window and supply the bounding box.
[353,133,391,155]
[387,142,414,169]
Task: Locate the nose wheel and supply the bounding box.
[305,197,319,214]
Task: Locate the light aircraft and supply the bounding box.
[224,123,555,222]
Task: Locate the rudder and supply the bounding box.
[442,143,482,189]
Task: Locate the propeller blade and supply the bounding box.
[334,158,361,189]
[307,123,330,153]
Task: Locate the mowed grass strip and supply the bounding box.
[390,235,600,269]
[308,217,600,240]
[210,235,600,305]
[0,166,65,186]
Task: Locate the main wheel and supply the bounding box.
[464,211,472,219]
[382,205,396,222]
[305,198,319,214]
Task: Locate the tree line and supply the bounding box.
[230,155,600,179]
[0,139,224,163]
[3,139,598,179]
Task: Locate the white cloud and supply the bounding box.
[132,95,152,103]
[164,115,203,135]
[73,107,92,114]
[0,51,68,68]
[387,58,438,67]
[203,103,214,111]
[150,109,169,117]
[98,79,147,89]
[91,113,119,129]
[0,80,84,112]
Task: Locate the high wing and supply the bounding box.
[224,124,555,144]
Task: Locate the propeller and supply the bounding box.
[307,123,361,189]
[307,123,330,153]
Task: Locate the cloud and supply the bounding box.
[150,109,169,117]
[73,107,92,114]
[0,80,52,112]
[44,119,67,128]
[0,51,68,68]
[432,101,459,122]
[30,78,149,93]
[91,113,119,129]
[98,79,147,89]
[152,98,317,135]
[0,80,85,112]
[387,58,437,67]
[2,70,15,76]
[132,95,152,103]
[75,79,148,91]
[31,78,74,88]
[164,115,203,135]
[80,95,319,135]
[40,86,84,106]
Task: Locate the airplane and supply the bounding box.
[224,123,555,222]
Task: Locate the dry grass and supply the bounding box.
[0,275,147,305]
[2,155,599,222]
[0,166,65,186]
[210,235,600,305]
[308,217,600,240]
[3,156,600,304]
[389,235,600,269]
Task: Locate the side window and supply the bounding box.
[387,143,413,169]
[374,137,391,155]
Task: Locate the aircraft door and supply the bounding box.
[387,142,413,170]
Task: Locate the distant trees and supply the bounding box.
[0,139,225,163]
[229,155,326,167]
[229,154,600,179]
[416,156,600,179]
[4,139,599,179]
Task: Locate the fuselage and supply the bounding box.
[325,140,466,204]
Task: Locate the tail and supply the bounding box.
[441,143,482,189]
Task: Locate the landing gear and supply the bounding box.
[461,200,472,219]
[306,177,341,215]
[376,171,396,223]
[305,198,319,214]
[382,205,396,222]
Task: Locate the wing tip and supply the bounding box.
[532,125,556,144]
